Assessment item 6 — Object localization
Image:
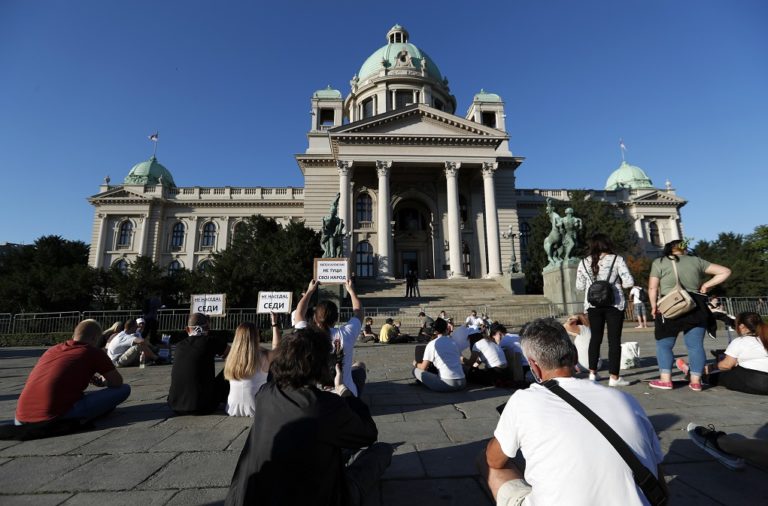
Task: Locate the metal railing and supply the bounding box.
[1,296,765,336]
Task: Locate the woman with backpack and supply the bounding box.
[576,233,635,387]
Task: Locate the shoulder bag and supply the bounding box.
[542,379,668,506]
[656,258,696,319]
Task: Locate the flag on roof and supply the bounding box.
[148,133,159,142]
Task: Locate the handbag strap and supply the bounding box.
[542,379,666,505]
[583,254,618,282]
[604,254,618,283]
[668,257,686,291]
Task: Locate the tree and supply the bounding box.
[523,191,643,293]
[0,236,94,313]
[692,231,768,296]
[209,216,322,306]
[110,256,166,309]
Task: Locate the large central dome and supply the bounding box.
[357,25,443,82]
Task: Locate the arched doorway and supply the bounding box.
[392,198,434,279]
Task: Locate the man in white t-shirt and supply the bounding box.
[413,318,466,392]
[481,318,665,506]
[107,319,161,367]
[465,310,484,330]
[629,286,648,328]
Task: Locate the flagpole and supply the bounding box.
[619,138,626,162]
[153,132,159,158]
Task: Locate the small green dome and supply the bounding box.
[473,89,502,102]
[313,85,342,99]
[124,156,176,187]
[358,29,443,82]
[605,161,653,190]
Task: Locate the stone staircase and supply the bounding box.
[352,278,557,332]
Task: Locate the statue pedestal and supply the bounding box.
[500,272,526,294]
[542,260,583,315]
[318,284,347,310]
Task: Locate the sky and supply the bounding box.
[1,0,766,246]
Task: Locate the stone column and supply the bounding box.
[137,214,150,256]
[482,162,502,277]
[186,217,198,269]
[93,213,108,268]
[337,160,353,257]
[376,160,393,277]
[668,216,681,240]
[444,161,465,278]
[634,215,644,239]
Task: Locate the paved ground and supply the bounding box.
[1,326,767,505]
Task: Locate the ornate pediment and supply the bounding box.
[329,103,506,138]
[628,190,687,206]
[89,187,151,203]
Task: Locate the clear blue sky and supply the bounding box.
[1,0,766,246]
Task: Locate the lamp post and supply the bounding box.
[501,225,520,274]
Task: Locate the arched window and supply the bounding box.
[198,259,212,272]
[114,259,129,275]
[649,221,661,247]
[168,260,182,276]
[171,222,185,250]
[356,241,374,278]
[356,193,372,223]
[201,222,216,248]
[117,221,133,248]
[233,221,247,241]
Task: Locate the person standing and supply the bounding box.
[629,286,649,328]
[575,233,635,387]
[648,239,731,392]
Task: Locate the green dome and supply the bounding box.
[605,161,653,190]
[473,89,502,102]
[124,156,176,187]
[358,42,443,82]
[313,86,342,99]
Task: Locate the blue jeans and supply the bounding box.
[62,384,131,421]
[655,327,706,375]
[412,368,466,392]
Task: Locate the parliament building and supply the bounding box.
[88,25,686,284]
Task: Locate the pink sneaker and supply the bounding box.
[676,358,690,376]
[649,380,673,390]
[689,382,702,392]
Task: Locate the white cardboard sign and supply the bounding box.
[314,258,349,284]
[257,291,293,314]
[190,293,227,316]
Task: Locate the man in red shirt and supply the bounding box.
[15,320,130,424]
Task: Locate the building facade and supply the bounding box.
[88,25,685,281]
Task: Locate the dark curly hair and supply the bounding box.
[270,328,333,389]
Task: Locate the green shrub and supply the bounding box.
[0,333,71,347]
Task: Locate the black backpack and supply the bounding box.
[638,287,650,304]
[585,255,618,307]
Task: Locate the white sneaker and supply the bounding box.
[609,377,631,387]
[589,372,601,382]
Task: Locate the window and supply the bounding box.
[117,221,133,248]
[459,195,468,224]
[395,90,411,109]
[114,259,129,275]
[198,260,212,272]
[362,98,374,118]
[168,260,182,276]
[356,241,374,278]
[481,112,496,128]
[171,222,185,251]
[232,221,247,242]
[396,207,424,231]
[201,222,216,248]
[519,222,531,267]
[319,109,334,126]
[356,193,372,223]
[649,222,661,247]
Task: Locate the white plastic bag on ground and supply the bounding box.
[620,341,641,370]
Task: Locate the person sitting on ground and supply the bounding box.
[98,321,122,349]
[167,312,230,415]
[412,318,466,392]
[629,285,649,328]
[563,314,602,373]
[465,310,484,331]
[449,323,471,354]
[464,323,510,386]
[225,328,393,506]
[480,318,665,506]
[417,311,434,342]
[294,278,367,397]
[497,328,529,369]
[224,314,282,417]
[700,312,768,395]
[381,318,409,344]
[14,320,130,429]
[360,317,378,343]
[135,317,146,338]
[107,319,162,367]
